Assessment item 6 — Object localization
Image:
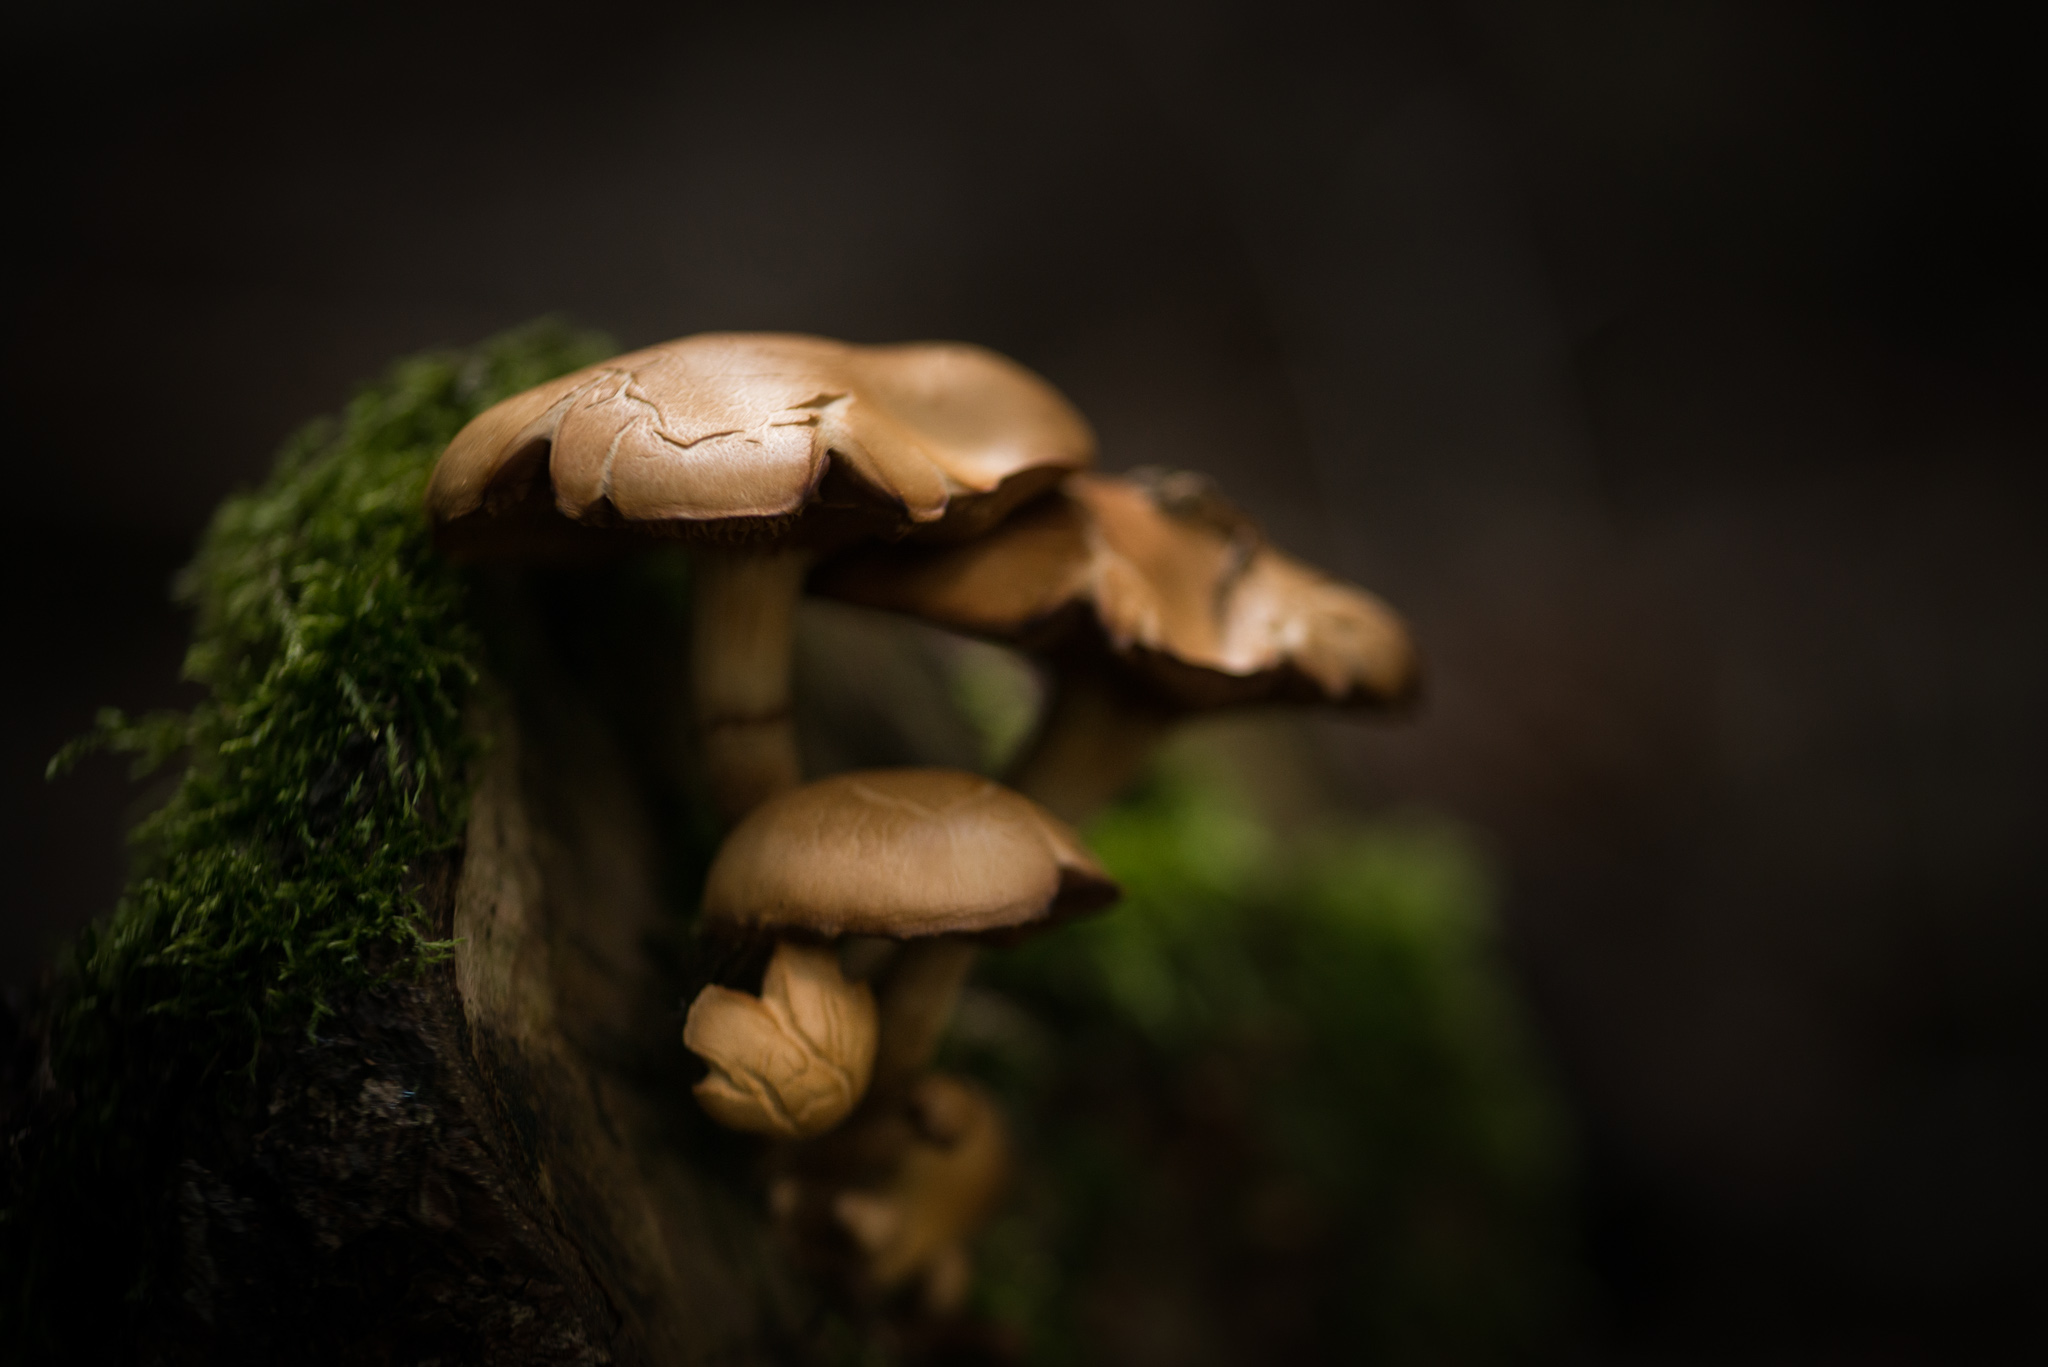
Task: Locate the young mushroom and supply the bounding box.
[426,333,1095,818]
[814,468,1421,824]
[685,940,878,1140]
[685,768,1117,1136]
[829,1073,1011,1314]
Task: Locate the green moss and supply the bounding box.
[960,765,1575,1363]
[57,319,611,1054]
[4,321,612,1355]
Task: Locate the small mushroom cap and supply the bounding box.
[814,470,1420,711]
[684,940,878,1139]
[701,769,1118,941]
[427,333,1094,555]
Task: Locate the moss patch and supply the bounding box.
[4,322,612,1356]
[960,766,1574,1364]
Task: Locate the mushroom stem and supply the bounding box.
[692,543,814,820]
[1007,660,1177,826]
[871,937,979,1100]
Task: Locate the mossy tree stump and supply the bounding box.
[2,331,834,1365]
[28,569,817,1364]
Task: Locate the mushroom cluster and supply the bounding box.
[685,768,1116,1139]
[428,332,1093,818]
[428,332,1418,1315]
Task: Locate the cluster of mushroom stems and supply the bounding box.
[427,332,1417,1315]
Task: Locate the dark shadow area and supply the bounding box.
[6,0,2043,1359]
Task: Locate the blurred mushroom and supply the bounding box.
[427,333,1094,818]
[829,1073,1011,1314]
[814,468,1420,823]
[687,769,1117,1133]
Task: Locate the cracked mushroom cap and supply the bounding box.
[701,769,1118,942]
[426,332,1094,556]
[814,469,1421,711]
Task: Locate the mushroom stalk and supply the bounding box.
[1008,661,1176,826]
[692,543,814,820]
[871,937,979,1099]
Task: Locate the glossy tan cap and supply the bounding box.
[701,769,1118,940]
[816,471,1420,710]
[426,332,1094,550]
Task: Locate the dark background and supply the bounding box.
[5,1,2043,1359]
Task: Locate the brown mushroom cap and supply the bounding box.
[427,332,1094,555]
[701,769,1118,941]
[685,940,878,1140]
[813,470,1420,711]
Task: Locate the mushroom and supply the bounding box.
[426,333,1094,818]
[685,768,1116,1136]
[813,468,1420,824]
[684,940,878,1140]
[828,1073,1011,1314]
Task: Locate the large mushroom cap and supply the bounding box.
[427,332,1094,554]
[701,769,1118,941]
[814,470,1421,711]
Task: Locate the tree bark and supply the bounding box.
[32,569,817,1365]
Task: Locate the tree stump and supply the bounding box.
[16,568,817,1365]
